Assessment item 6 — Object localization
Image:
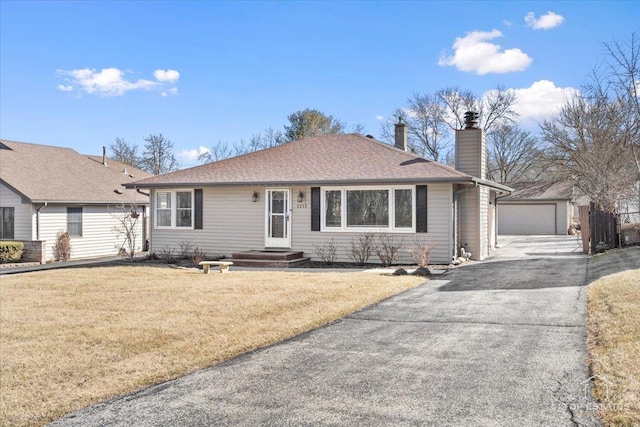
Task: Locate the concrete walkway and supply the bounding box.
[49,236,600,426]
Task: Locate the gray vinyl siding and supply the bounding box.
[455,129,486,179]
[479,185,490,259]
[150,187,265,257]
[0,182,32,240]
[39,204,145,261]
[457,187,480,260]
[150,184,455,265]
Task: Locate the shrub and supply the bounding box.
[54,231,71,261]
[313,239,339,265]
[407,238,436,267]
[159,246,176,264]
[348,233,374,266]
[0,241,24,263]
[190,247,207,267]
[376,234,403,267]
[595,241,609,254]
[179,241,194,259]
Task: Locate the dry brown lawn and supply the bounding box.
[587,268,640,426]
[0,265,424,427]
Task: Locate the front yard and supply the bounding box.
[587,247,640,426]
[0,266,424,427]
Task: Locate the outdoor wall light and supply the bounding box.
[252,191,258,202]
[297,190,305,203]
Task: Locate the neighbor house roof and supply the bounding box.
[499,181,574,202]
[0,140,153,204]
[127,134,510,191]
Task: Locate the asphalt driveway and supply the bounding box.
[50,235,600,426]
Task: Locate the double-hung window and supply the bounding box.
[321,186,415,232]
[0,207,15,239]
[155,190,193,228]
[67,207,83,236]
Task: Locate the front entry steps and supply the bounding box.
[230,250,310,268]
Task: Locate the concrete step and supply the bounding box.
[230,257,310,268]
[231,250,305,261]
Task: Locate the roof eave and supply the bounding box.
[470,178,513,194]
[125,176,478,189]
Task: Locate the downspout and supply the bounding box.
[36,202,48,240]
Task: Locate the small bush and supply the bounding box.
[407,238,436,267]
[376,234,403,267]
[349,233,374,266]
[179,241,194,259]
[0,241,24,263]
[54,231,71,261]
[190,247,207,267]
[159,246,176,264]
[595,241,609,254]
[313,239,339,265]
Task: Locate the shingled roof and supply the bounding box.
[128,134,477,188]
[0,140,152,204]
[500,181,574,201]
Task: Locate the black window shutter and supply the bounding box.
[416,185,427,232]
[194,189,203,229]
[311,187,320,231]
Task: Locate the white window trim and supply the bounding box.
[154,189,195,229]
[320,185,416,233]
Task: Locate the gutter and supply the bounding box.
[124,177,488,190]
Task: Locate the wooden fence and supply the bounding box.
[578,202,620,254]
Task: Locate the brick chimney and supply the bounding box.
[394,117,407,151]
[455,111,486,179]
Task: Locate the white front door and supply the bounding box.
[265,188,291,248]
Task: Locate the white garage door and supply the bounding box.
[499,204,556,235]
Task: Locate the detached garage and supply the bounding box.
[498,182,574,235]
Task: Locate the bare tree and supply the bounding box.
[198,127,286,164]
[381,86,518,162]
[541,32,640,211]
[140,133,179,175]
[540,94,637,211]
[487,124,542,182]
[404,95,449,161]
[109,137,139,167]
[601,31,640,173]
[436,85,518,132]
[111,203,141,258]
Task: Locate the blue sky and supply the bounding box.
[1,1,638,167]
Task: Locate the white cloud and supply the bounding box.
[438,30,532,75]
[509,80,579,125]
[525,11,564,30]
[161,88,179,97]
[375,115,384,121]
[56,67,180,97]
[177,145,210,162]
[154,69,180,83]
[502,20,512,27]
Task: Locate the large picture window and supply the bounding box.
[0,207,15,239]
[154,190,193,228]
[321,186,415,232]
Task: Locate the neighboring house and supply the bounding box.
[497,181,575,235]
[127,114,511,265]
[0,140,152,261]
